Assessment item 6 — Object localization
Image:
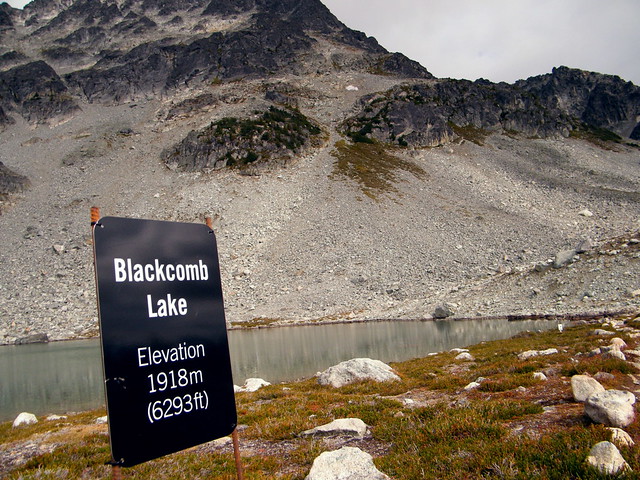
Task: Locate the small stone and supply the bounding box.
[95,416,108,424]
[575,238,593,253]
[578,209,594,217]
[594,372,616,382]
[553,249,577,268]
[301,418,368,439]
[450,348,469,354]
[455,352,474,361]
[52,244,65,254]
[464,381,481,391]
[610,338,628,350]
[46,414,67,421]
[592,329,615,336]
[608,427,635,448]
[533,372,547,381]
[602,348,626,361]
[518,348,558,360]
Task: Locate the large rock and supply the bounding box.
[571,375,605,402]
[234,378,271,393]
[305,446,390,480]
[585,441,630,475]
[585,390,636,427]
[301,418,368,439]
[13,412,38,428]
[317,358,400,388]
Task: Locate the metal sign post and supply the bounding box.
[92,209,240,474]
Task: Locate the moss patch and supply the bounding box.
[330,140,427,201]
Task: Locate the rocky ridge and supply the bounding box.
[0,0,639,344]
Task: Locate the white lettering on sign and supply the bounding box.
[114,258,209,283]
[112,258,209,319]
[147,294,188,318]
[137,342,210,424]
[137,342,206,367]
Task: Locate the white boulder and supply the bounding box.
[317,358,400,388]
[571,375,605,402]
[301,418,368,439]
[585,390,636,428]
[305,446,390,480]
[455,352,475,361]
[13,412,38,428]
[609,427,635,448]
[234,378,271,393]
[517,348,558,360]
[585,441,630,475]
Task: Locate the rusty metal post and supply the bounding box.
[91,206,100,226]
[111,465,122,480]
[205,215,244,479]
[93,207,122,479]
[232,429,244,480]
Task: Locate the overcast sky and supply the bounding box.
[5,0,640,85]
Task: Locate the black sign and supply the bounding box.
[92,216,237,467]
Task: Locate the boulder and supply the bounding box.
[13,412,37,427]
[533,372,547,381]
[608,427,635,448]
[301,418,368,439]
[575,238,593,253]
[571,375,605,402]
[591,329,615,336]
[585,441,630,475]
[610,338,628,350]
[234,378,271,393]
[317,358,400,388]
[517,348,558,360]
[585,390,636,428]
[433,304,454,319]
[305,446,390,480]
[455,352,474,361]
[14,333,49,345]
[553,249,577,268]
[602,348,626,361]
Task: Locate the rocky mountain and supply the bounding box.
[0,0,639,344]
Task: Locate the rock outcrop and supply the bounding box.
[162,106,323,172]
[342,67,640,147]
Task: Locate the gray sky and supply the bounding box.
[5,0,640,85]
[322,0,640,84]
